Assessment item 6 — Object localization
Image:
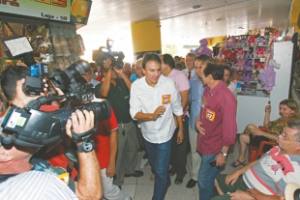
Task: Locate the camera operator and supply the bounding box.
[0,65,102,200]
[99,56,142,187]
[81,67,132,199]
[82,63,101,88]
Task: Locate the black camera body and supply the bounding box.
[1,59,112,150]
[94,47,125,69]
[1,37,110,150]
[23,59,94,104]
[50,60,94,104]
[0,100,111,149]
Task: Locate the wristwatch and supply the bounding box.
[77,140,95,153]
[220,151,228,157]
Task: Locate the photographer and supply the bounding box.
[81,66,132,199]
[0,65,102,200]
[99,56,141,187]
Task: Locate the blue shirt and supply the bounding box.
[189,74,204,128]
[130,73,138,82]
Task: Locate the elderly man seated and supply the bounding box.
[212,119,300,200]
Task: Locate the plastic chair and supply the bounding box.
[249,139,276,162]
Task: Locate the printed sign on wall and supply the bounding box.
[0,0,71,22]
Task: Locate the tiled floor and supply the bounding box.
[122,143,240,200]
[123,165,199,200]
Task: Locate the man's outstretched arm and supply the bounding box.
[66,110,102,200]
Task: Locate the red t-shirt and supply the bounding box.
[197,81,237,155]
[94,110,118,169]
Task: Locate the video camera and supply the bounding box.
[1,37,111,150]
[3,37,92,103]
[25,63,48,96]
[0,97,111,150]
[3,37,48,96]
[25,59,94,105]
[93,39,125,69]
[0,68,112,150]
[50,60,95,104]
[23,59,94,104]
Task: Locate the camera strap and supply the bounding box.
[71,128,96,143]
[26,95,65,110]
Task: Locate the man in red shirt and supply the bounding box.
[80,64,131,199]
[94,108,131,200]
[196,63,237,200]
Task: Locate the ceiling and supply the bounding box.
[77,0,292,61]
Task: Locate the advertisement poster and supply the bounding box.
[0,0,71,22]
[71,0,92,25]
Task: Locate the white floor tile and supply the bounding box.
[122,140,242,200]
[124,176,137,185]
[122,184,136,198]
[124,165,198,200]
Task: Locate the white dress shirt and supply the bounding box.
[182,68,195,80]
[130,75,183,144]
[0,171,77,200]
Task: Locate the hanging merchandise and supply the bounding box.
[0,20,54,71]
[38,41,54,64]
[49,22,84,70]
[218,27,283,96]
[258,59,279,92]
[0,0,92,71]
[0,16,85,72]
[193,39,213,57]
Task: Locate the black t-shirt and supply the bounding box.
[94,84,102,98]
[101,79,132,123]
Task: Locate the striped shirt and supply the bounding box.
[0,171,78,200]
[243,146,300,196]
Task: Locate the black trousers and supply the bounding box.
[170,116,190,178]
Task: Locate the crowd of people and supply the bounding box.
[0,51,300,200]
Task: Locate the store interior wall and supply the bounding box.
[77,0,292,62]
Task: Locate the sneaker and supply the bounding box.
[186,179,197,188]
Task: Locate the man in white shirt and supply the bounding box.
[183,53,196,80]
[130,53,184,200]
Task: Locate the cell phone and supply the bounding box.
[210,160,223,169]
[210,160,216,167]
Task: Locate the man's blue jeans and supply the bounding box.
[144,139,172,200]
[197,154,222,200]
